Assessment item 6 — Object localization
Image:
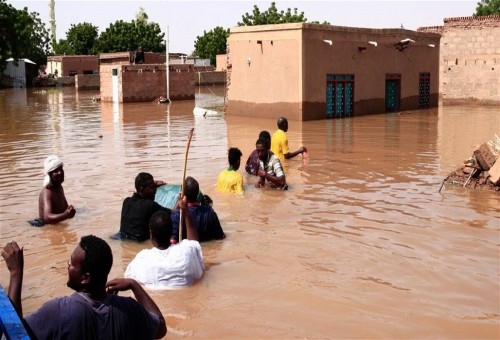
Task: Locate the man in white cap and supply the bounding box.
[38,155,75,224]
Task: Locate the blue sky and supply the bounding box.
[10,0,478,54]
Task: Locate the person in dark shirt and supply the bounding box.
[120,172,170,241]
[171,176,225,243]
[133,46,145,64]
[1,235,167,339]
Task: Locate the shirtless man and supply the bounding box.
[39,155,75,224]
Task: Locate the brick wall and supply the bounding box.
[99,64,194,102]
[419,15,500,103]
[75,74,100,90]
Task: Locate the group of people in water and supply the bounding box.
[1,116,306,339]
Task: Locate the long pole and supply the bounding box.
[178,128,194,241]
[166,26,170,102]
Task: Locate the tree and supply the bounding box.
[193,26,229,66]
[53,22,98,55]
[95,19,165,53]
[475,0,500,15]
[0,0,50,70]
[237,2,307,26]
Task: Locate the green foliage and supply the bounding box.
[475,0,500,15]
[193,26,229,66]
[0,0,50,70]
[53,22,98,55]
[237,2,307,26]
[95,19,165,53]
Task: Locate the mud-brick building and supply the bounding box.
[418,15,500,104]
[46,55,98,76]
[99,64,195,102]
[225,23,441,121]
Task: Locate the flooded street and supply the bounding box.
[0,86,499,338]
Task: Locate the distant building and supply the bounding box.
[3,58,36,87]
[226,23,441,121]
[46,55,98,77]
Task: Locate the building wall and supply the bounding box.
[216,54,227,71]
[99,64,195,102]
[226,24,303,120]
[4,60,26,87]
[226,23,440,121]
[419,15,500,104]
[302,25,440,120]
[47,56,98,76]
[75,74,100,90]
[195,71,226,85]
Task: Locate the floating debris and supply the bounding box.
[442,135,500,192]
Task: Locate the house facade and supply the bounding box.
[225,23,441,121]
[46,55,98,77]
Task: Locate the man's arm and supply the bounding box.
[285,146,307,159]
[1,241,24,317]
[106,278,167,339]
[261,171,286,187]
[179,196,199,241]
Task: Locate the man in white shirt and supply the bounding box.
[125,196,204,289]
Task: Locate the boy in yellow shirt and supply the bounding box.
[217,147,244,193]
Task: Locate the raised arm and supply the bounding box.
[1,241,24,317]
[106,278,167,339]
[178,195,199,241]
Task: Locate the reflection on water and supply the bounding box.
[0,87,499,338]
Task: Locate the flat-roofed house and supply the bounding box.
[226,23,440,120]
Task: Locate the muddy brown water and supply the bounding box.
[0,86,499,338]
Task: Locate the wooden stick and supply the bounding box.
[463,168,477,188]
[179,128,194,241]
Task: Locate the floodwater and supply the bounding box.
[0,86,499,339]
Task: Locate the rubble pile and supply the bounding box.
[444,135,500,192]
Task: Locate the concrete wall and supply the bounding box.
[100,64,195,102]
[418,15,500,104]
[75,74,99,90]
[226,23,440,121]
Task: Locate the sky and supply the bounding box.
[10,0,478,54]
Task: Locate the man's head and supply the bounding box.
[258,131,271,148]
[43,155,64,188]
[149,210,172,248]
[277,117,288,132]
[228,147,242,170]
[256,137,270,162]
[184,176,199,202]
[67,235,113,291]
[135,172,156,199]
